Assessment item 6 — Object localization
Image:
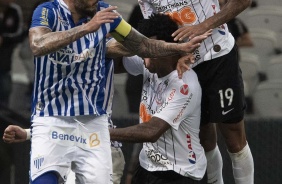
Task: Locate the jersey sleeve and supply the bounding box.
[122,55,144,76]
[138,0,156,19]
[97,1,131,41]
[153,79,200,130]
[30,3,55,30]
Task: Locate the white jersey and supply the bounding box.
[138,0,235,67]
[123,56,206,180]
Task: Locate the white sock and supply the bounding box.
[205,145,224,184]
[228,143,254,184]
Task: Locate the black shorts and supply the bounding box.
[131,165,201,184]
[193,45,245,125]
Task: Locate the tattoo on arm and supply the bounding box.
[121,28,181,58]
[106,39,133,58]
[29,25,88,56]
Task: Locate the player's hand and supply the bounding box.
[178,29,212,54]
[176,53,195,79]
[3,125,27,143]
[172,22,210,41]
[84,6,119,33]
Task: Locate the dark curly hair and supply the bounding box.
[137,14,178,43]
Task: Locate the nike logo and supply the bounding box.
[222,108,234,115]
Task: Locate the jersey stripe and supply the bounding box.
[30,0,122,118]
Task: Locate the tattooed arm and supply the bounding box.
[106,38,133,58]
[110,117,171,143]
[107,28,211,58]
[29,6,119,56]
[29,26,88,56]
[119,27,208,58]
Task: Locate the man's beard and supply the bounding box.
[76,7,96,17]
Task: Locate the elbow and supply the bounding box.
[30,44,44,57]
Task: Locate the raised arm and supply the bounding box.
[110,117,171,143]
[172,0,252,41]
[117,27,208,58]
[29,6,119,56]
[108,27,211,58]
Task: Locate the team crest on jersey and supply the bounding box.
[180,84,189,95]
[36,102,44,111]
[34,156,44,170]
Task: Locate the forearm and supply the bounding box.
[106,39,134,58]
[110,123,159,143]
[30,25,88,56]
[205,0,251,30]
[122,29,183,58]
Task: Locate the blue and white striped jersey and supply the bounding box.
[30,0,123,118]
[103,58,114,117]
[104,57,122,148]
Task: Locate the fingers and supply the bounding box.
[95,12,119,23]
[98,6,119,21]
[172,27,188,41]
[176,65,183,79]
[203,29,213,37]
[176,54,194,79]
[3,131,16,143]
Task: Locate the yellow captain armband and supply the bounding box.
[110,19,132,42]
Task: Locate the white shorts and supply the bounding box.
[66,147,125,184]
[30,115,113,184]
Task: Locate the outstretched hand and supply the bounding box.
[178,29,212,54]
[3,125,27,143]
[172,22,211,41]
[176,29,212,78]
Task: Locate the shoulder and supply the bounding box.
[34,1,57,12]
[181,70,198,82]
[180,70,201,90]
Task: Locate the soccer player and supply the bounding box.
[110,14,210,184]
[2,56,125,184]
[138,0,254,183]
[27,0,206,183]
